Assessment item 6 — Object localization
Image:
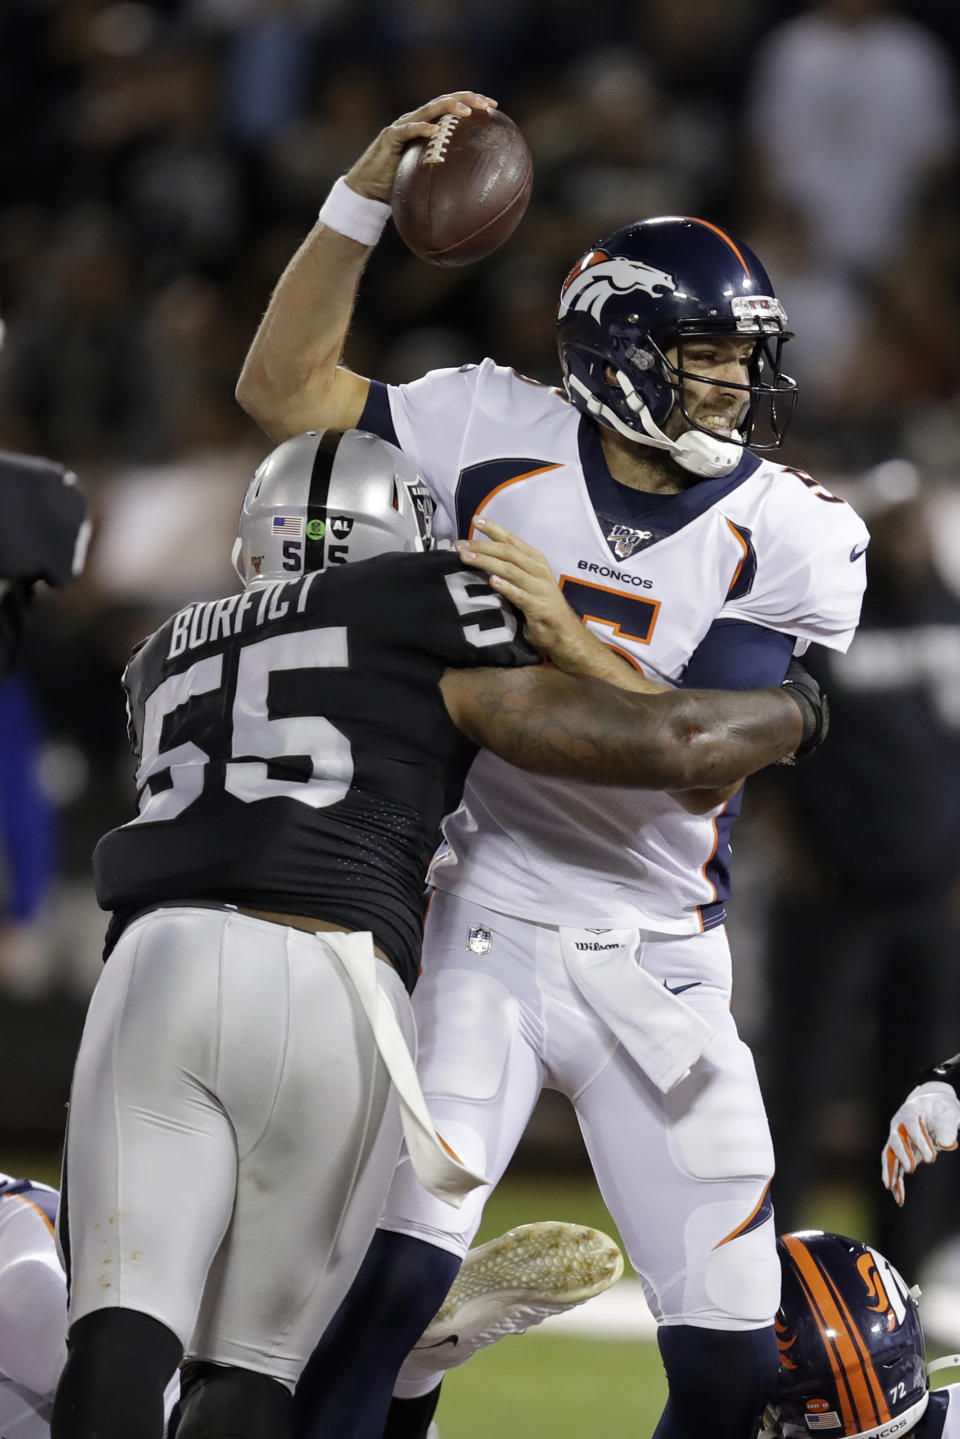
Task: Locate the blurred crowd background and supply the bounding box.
[3,0,960,1291]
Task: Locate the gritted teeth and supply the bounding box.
[423,112,460,164]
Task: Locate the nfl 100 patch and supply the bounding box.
[466,925,492,955]
[606,523,653,561]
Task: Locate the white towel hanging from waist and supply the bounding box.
[559,927,715,1093]
[328,930,488,1207]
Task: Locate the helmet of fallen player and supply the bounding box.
[556,215,798,479]
[766,1231,929,1439]
[232,429,435,586]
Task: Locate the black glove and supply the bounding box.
[779,658,829,763]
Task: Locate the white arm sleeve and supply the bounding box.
[386,364,483,538]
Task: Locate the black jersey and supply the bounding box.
[94,551,538,990]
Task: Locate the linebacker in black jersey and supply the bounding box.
[53,429,816,1439]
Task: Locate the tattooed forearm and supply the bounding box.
[440,665,803,788]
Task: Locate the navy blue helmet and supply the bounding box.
[556,216,797,478]
[768,1232,928,1439]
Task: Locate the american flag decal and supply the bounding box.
[272,515,303,535]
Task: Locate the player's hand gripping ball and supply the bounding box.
[391,107,533,267]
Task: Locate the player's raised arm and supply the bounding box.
[235,92,497,443]
[440,663,818,790]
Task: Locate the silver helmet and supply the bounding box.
[232,429,435,587]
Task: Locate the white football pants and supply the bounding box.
[381,893,778,1336]
[60,906,414,1389]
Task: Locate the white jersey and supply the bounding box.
[0,1175,64,1439]
[375,360,869,931]
[0,1173,178,1439]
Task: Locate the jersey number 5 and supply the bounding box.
[559,577,660,668]
[130,628,352,825]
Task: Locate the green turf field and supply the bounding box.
[415,1173,877,1439]
[437,1174,664,1437]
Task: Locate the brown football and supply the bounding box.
[391,107,533,267]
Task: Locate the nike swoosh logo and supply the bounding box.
[418,1335,459,1350]
[663,980,701,996]
[850,543,868,561]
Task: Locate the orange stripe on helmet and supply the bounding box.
[782,1235,882,1434]
[560,249,611,297]
[684,218,752,278]
[819,1259,892,1424]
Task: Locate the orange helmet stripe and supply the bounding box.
[782,1235,884,1433]
[821,1263,892,1423]
[684,218,752,278]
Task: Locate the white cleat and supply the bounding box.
[426,1427,440,1439]
[404,1221,624,1381]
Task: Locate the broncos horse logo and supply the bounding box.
[558,251,677,322]
[856,1249,909,1333]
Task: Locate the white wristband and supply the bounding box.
[318,176,391,247]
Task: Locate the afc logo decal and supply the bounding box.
[558,251,676,322]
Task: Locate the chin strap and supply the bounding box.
[565,371,744,478]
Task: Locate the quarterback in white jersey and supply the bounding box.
[381,356,865,934]
[237,91,867,1439]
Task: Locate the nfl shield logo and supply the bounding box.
[606,524,652,561]
[466,925,492,955]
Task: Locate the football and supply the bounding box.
[391,107,533,267]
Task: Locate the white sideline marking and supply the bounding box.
[534,1278,657,1340]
